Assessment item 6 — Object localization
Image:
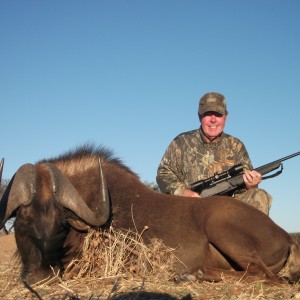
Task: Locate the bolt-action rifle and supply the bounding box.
[189,151,300,197]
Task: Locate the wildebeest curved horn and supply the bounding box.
[45,160,110,227]
[0,158,4,184]
[0,163,36,229]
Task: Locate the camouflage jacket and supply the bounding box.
[156,128,252,195]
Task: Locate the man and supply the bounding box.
[156,92,272,215]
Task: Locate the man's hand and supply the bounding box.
[181,189,201,198]
[243,170,262,189]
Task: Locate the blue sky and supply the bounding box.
[1,1,300,232]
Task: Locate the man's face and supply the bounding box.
[200,111,227,142]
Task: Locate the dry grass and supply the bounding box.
[64,227,179,281]
[1,229,300,300]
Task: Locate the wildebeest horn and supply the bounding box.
[45,160,110,227]
[0,158,4,184]
[0,163,36,229]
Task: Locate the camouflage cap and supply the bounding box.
[198,92,227,116]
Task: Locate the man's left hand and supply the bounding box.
[243,170,262,189]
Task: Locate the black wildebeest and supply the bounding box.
[0,144,300,284]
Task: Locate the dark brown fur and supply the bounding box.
[49,144,300,283]
[98,148,300,283]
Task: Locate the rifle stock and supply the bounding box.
[190,151,300,197]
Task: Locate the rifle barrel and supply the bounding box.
[255,151,300,171]
[279,151,300,162]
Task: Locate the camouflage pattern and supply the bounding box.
[199,92,227,116]
[156,128,272,215]
[234,188,272,215]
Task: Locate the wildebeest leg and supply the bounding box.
[191,265,284,284]
[222,248,285,283]
[190,252,284,283]
[185,242,284,283]
[234,253,284,283]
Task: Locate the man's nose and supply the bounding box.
[210,115,217,121]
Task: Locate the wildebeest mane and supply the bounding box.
[37,143,138,178]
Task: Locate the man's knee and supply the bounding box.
[235,188,272,215]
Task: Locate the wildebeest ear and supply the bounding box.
[67,218,91,231]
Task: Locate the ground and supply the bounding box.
[1,232,300,299]
[0,233,16,265]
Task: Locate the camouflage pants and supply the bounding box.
[234,188,272,215]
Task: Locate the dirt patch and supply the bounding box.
[0,234,16,265]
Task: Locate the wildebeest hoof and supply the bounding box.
[178,274,196,282]
[196,269,204,279]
